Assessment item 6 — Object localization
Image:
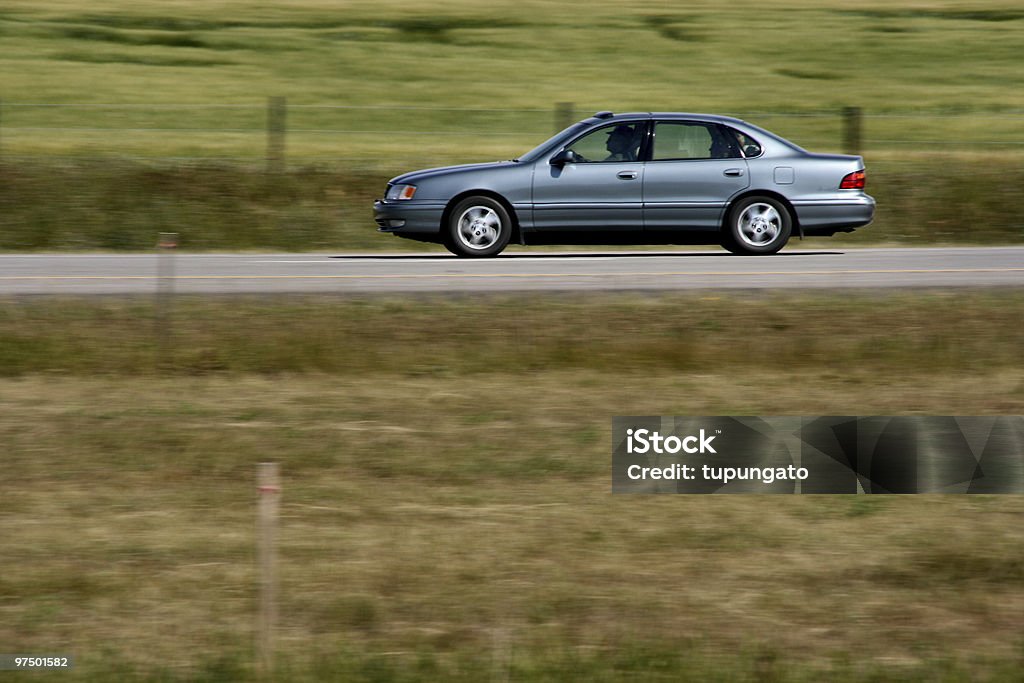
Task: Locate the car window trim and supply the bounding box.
[647,156,743,163]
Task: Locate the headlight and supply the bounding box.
[386,184,417,200]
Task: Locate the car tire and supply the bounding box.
[723,196,792,255]
[443,196,512,258]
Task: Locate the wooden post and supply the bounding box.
[155,232,178,370]
[554,102,574,133]
[842,106,862,155]
[257,462,280,678]
[266,96,287,173]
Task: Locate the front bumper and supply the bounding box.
[373,199,446,235]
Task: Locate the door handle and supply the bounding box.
[617,171,638,180]
[724,168,745,177]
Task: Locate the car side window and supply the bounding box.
[732,129,763,158]
[652,122,742,160]
[565,122,644,163]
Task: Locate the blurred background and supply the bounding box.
[1,2,1023,681]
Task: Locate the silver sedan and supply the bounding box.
[374,111,875,256]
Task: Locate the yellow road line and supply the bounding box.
[0,268,1023,281]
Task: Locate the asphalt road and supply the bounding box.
[0,247,1021,294]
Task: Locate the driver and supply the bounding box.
[604,124,638,161]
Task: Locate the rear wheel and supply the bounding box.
[443,196,512,258]
[723,196,792,255]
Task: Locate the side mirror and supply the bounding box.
[549,149,577,166]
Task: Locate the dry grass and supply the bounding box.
[1,292,1024,679]
[1,291,1023,376]
[2,371,1024,680]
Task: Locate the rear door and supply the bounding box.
[643,121,749,231]
[531,120,646,231]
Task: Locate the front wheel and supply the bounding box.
[723,196,792,255]
[444,196,512,258]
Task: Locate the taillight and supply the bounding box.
[840,170,866,189]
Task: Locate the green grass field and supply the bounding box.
[2,293,1024,681]
[2,1,1024,249]
[2,0,1024,161]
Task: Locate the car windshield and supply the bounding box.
[518,122,590,163]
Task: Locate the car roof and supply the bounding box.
[583,111,749,126]
[576,111,808,156]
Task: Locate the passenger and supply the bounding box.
[709,126,741,159]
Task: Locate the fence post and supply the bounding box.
[266,96,287,173]
[155,232,178,370]
[257,462,280,679]
[554,102,574,133]
[842,106,862,155]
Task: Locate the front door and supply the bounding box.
[531,120,646,231]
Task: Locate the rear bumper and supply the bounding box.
[373,199,445,235]
[792,194,875,234]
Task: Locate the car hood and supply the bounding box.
[389,161,519,185]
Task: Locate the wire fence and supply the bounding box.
[3,99,1024,169]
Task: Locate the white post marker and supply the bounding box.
[257,462,280,678]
